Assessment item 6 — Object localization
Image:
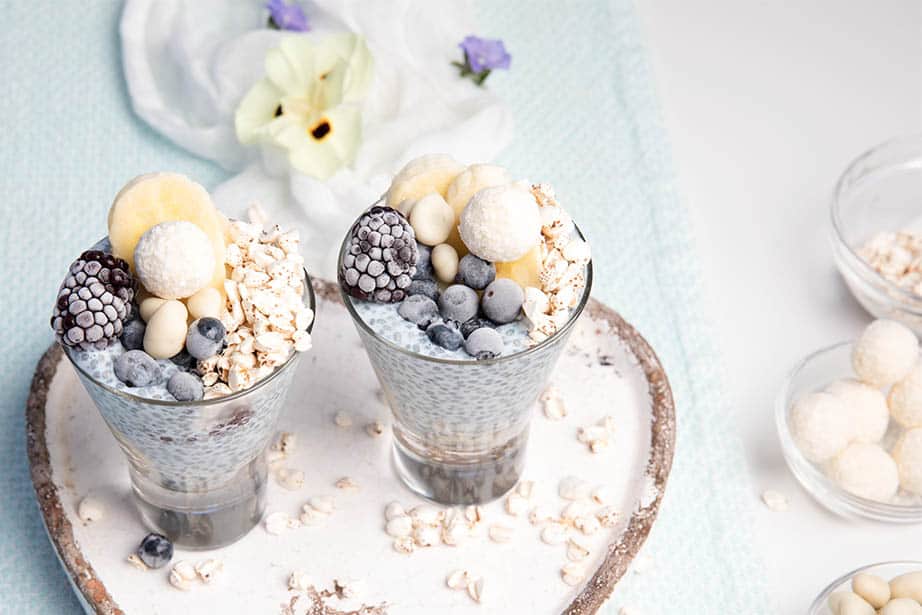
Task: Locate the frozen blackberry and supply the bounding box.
[50,250,137,351]
[340,206,418,303]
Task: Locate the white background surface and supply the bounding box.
[637,1,922,610]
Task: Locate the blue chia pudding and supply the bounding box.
[339,156,592,361]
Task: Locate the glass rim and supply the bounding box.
[337,218,594,366]
[830,133,922,305]
[775,339,922,518]
[809,560,922,614]
[63,270,316,407]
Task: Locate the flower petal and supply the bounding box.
[287,105,362,180]
[234,79,284,144]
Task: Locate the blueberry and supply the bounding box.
[481,279,524,324]
[120,319,146,351]
[407,279,440,302]
[167,371,204,401]
[426,320,463,351]
[412,245,433,280]
[464,327,504,360]
[438,284,479,323]
[397,295,440,330]
[186,317,226,360]
[170,349,196,371]
[114,350,161,387]
[460,317,496,339]
[455,254,496,290]
[137,533,173,569]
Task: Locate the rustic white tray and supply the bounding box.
[27,280,675,615]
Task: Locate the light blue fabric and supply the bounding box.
[0,1,770,612]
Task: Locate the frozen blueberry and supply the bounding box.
[186,317,226,360]
[397,295,440,330]
[412,244,433,280]
[114,350,160,387]
[464,327,504,360]
[407,279,440,302]
[137,533,173,569]
[120,318,146,351]
[426,320,463,351]
[460,317,496,339]
[167,371,204,401]
[170,349,196,371]
[455,254,496,290]
[438,284,479,323]
[481,279,524,324]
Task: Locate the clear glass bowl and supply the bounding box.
[64,273,316,548]
[339,217,593,505]
[809,561,922,615]
[831,134,922,335]
[776,341,922,523]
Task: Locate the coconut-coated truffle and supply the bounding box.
[852,319,918,388]
[893,428,922,495]
[791,391,852,463]
[888,362,922,429]
[459,184,541,262]
[828,442,899,502]
[134,221,215,299]
[825,378,890,443]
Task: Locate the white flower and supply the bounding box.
[235,34,373,180]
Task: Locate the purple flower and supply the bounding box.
[266,0,310,32]
[459,36,511,73]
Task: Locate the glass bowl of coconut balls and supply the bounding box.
[777,319,922,523]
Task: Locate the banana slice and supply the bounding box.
[108,173,226,296]
[385,154,464,210]
[495,242,543,289]
[444,164,512,254]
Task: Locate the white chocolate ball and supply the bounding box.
[186,286,223,320]
[888,362,922,428]
[791,391,852,463]
[409,193,455,246]
[459,184,542,262]
[890,571,922,602]
[881,599,922,615]
[139,296,167,322]
[893,428,922,495]
[831,592,876,615]
[852,573,891,609]
[431,243,459,284]
[828,442,899,502]
[143,300,189,359]
[825,379,890,443]
[852,319,918,387]
[134,221,216,300]
[445,164,513,220]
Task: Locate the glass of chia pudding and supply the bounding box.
[338,155,592,505]
[50,173,315,548]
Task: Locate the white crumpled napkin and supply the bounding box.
[120,0,513,276]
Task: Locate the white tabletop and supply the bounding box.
[637,0,922,610]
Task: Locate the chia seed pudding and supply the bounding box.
[49,172,315,548]
[339,155,592,504]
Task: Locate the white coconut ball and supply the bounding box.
[459,183,541,262]
[134,221,216,299]
[888,362,922,429]
[852,319,918,388]
[893,428,922,495]
[825,379,890,443]
[791,391,852,463]
[828,442,899,502]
